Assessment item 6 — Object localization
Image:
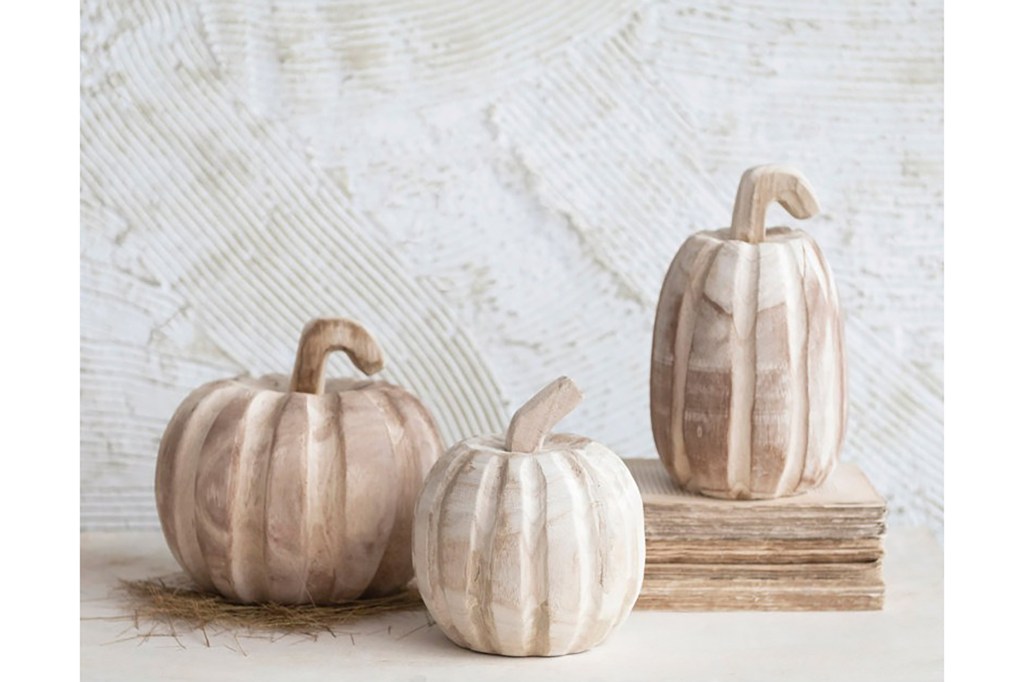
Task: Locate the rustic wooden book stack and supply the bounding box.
[626,459,886,611]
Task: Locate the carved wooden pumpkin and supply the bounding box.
[650,165,847,499]
[155,318,444,604]
[412,377,645,657]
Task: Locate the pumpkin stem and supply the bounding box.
[289,318,385,394]
[504,376,584,453]
[729,165,820,243]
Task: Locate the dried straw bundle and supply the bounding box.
[117,574,425,638]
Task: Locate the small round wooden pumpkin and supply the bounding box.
[412,377,645,657]
[155,318,444,604]
[650,165,847,499]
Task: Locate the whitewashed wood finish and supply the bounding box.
[412,378,645,656]
[81,0,943,535]
[651,166,846,499]
[155,318,444,604]
[504,376,584,453]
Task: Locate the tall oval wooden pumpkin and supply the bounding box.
[155,318,444,604]
[650,165,847,499]
[413,377,645,657]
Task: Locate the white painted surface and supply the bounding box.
[80,529,943,680]
[81,1,943,532]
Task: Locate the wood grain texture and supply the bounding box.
[628,458,885,540]
[637,564,883,611]
[651,167,845,498]
[81,0,942,534]
[629,458,885,610]
[289,319,384,394]
[504,377,584,452]
[155,319,444,604]
[644,538,883,565]
[412,380,645,656]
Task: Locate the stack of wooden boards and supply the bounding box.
[626,459,886,611]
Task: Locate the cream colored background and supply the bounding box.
[81,0,942,533]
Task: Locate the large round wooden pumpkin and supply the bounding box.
[155,318,444,604]
[650,165,847,499]
[412,377,645,657]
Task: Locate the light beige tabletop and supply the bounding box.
[81,529,942,681]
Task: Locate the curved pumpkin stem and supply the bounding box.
[729,165,820,243]
[505,376,584,453]
[289,318,385,394]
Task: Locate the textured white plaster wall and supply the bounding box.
[81,0,943,533]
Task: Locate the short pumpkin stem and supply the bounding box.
[289,318,385,395]
[504,376,584,453]
[729,165,820,243]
